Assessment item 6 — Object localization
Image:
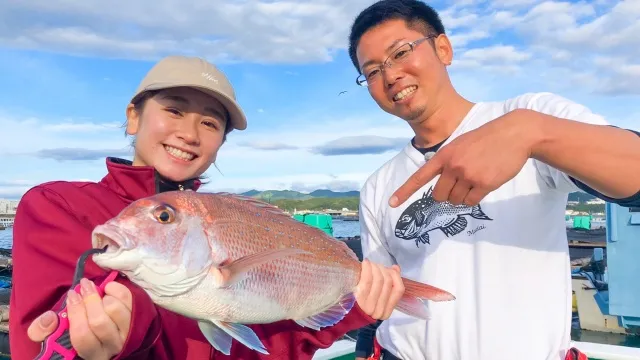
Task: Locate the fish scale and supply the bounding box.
[91,190,456,356]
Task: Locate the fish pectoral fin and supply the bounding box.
[198,321,233,355]
[216,248,310,287]
[294,293,355,331]
[211,320,269,355]
[417,233,430,245]
[441,217,467,237]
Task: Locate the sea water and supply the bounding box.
[332,219,361,238]
[0,220,362,250]
[0,231,10,250]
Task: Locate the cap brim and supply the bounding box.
[136,83,247,131]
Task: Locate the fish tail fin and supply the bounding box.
[470,204,492,220]
[395,277,455,320]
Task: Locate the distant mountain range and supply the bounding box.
[239,189,360,201]
[567,192,597,203]
[240,189,597,203]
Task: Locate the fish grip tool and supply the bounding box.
[34,247,119,360]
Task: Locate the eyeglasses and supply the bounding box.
[356,35,436,87]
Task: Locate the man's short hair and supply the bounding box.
[348,0,446,73]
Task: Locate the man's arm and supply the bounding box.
[388,92,640,208]
[528,112,640,202]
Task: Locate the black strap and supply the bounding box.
[381,348,402,360]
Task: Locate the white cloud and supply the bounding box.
[448,30,490,47]
[453,45,532,71]
[237,141,299,151]
[442,0,640,93]
[0,180,35,200]
[206,171,372,194]
[0,110,411,198]
[0,0,379,63]
[0,114,128,155]
[491,0,540,7]
[3,0,639,94]
[1,0,639,200]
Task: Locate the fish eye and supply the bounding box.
[152,204,176,224]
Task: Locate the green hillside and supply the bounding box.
[242,189,592,202]
[308,189,360,198]
[568,192,597,203]
[240,189,359,201]
[236,190,598,212]
[241,190,313,201]
[271,197,360,212]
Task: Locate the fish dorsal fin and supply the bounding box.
[424,186,433,199]
[216,192,290,218]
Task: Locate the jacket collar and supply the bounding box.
[99,157,202,201]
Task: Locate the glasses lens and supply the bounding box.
[391,43,412,62]
[356,74,368,86]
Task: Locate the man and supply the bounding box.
[348,1,640,359]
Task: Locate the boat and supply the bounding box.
[293,213,334,236]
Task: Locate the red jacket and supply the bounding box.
[10,157,374,359]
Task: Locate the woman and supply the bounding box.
[10,56,404,359]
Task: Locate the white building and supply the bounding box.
[0,217,12,228]
[586,198,606,205]
[0,199,19,215]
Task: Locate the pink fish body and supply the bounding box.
[91,190,455,355]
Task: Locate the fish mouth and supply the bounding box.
[395,228,412,239]
[91,225,127,258]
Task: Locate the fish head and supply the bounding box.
[394,190,434,239]
[395,213,420,239]
[91,192,215,297]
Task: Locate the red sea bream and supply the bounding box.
[90,190,455,355]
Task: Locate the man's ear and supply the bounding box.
[125,104,140,136]
[434,34,453,66]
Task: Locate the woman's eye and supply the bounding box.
[202,121,218,129]
[166,108,182,116]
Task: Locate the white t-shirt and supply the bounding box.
[359,92,609,360]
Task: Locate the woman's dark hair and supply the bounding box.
[348,0,446,73]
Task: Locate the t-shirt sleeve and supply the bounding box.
[519,93,611,194]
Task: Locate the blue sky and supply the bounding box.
[0,0,638,199]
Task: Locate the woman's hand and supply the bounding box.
[355,259,405,320]
[27,279,133,360]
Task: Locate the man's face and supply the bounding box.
[356,19,450,123]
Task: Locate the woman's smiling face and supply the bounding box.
[126,86,228,182]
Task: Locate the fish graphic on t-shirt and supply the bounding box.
[394,186,492,247]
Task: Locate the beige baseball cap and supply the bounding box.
[131,55,247,131]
